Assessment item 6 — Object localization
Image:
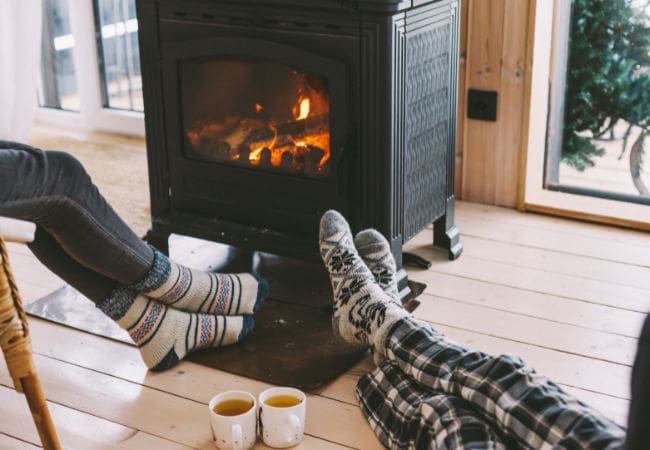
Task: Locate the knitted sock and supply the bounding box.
[354,229,401,304]
[319,210,408,353]
[354,229,403,364]
[130,248,268,315]
[98,288,254,371]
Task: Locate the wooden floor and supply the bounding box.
[2,202,648,449]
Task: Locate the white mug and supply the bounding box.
[258,387,307,448]
[208,390,258,450]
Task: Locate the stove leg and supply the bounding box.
[395,267,411,304]
[388,237,412,304]
[433,197,463,260]
[145,228,170,256]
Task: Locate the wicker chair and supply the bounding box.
[0,218,61,449]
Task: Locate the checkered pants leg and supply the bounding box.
[356,317,625,450]
[358,360,511,449]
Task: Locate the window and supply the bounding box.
[37,0,144,135]
[523,0,650,227]
[95,0,143,111]
[39,0,80,111]
[545,0,650,206]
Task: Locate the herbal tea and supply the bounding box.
[264,395,303,408]
[213,399,253,416]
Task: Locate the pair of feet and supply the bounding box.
[127,210,406,371]
[118,260,268,371]
[319,210,408,354]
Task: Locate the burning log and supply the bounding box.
[244,114,329,148]
[303,146,325,177]
[186,113,331,176]
[259,148,272,169]
[280,151,294,173]
[237,144,251,166]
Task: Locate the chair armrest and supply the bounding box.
[0,217,35,244]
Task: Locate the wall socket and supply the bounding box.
[467,89,498,121]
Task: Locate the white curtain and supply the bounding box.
[0,0,43,142]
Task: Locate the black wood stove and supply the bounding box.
[136,0,462,301]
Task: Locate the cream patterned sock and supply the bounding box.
[130,249,268,315]
[319,210,408,353]
[116,294,254,371]
[354,229,401,305]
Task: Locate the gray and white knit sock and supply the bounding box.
[129,248,268,316]
[354,229,401,305]
[98,289,254,371]
[319,210,408,352]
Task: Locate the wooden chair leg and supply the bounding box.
[0,238,61,450]
[19,373,61,450]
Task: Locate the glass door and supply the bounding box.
[523,0,650,228]
[545,0,650,205]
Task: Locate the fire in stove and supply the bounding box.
[186,74,331,178]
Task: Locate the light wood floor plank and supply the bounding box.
[13,281,57,305]
[0,433,40,450]
[0,385,191,450]
[412,294,638,366]
[6,241,33,256]
[404,242,650,312]
[456,201,650,248]
[407,270,646,338]
[5,249,64,289]
[452,214,650,267]
[451,234,650,290]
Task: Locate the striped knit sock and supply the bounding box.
[319,210,407,352]
[130,248,268,315]
[99,289,254,371]
[354,229,402,305]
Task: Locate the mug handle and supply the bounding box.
[231,424,243,450]
[285,414,301,444]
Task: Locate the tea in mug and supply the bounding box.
[264,395,303,408]
[213,399,254,416]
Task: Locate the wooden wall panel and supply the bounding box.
[455,0,469,197]
[456,0,532,208]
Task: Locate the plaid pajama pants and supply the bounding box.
[356,317,626,450]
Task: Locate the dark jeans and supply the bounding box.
[0,141,154,302]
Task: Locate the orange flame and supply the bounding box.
[255,103,263,113]
[295,98,310,120]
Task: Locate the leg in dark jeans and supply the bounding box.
[27,224,256,370]
[0,142,266,370]
[0,141,153,285]
[29,225,117,303]
[0,141,266,318]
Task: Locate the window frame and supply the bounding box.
[35,0,144,136]
[521,0,650,229]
